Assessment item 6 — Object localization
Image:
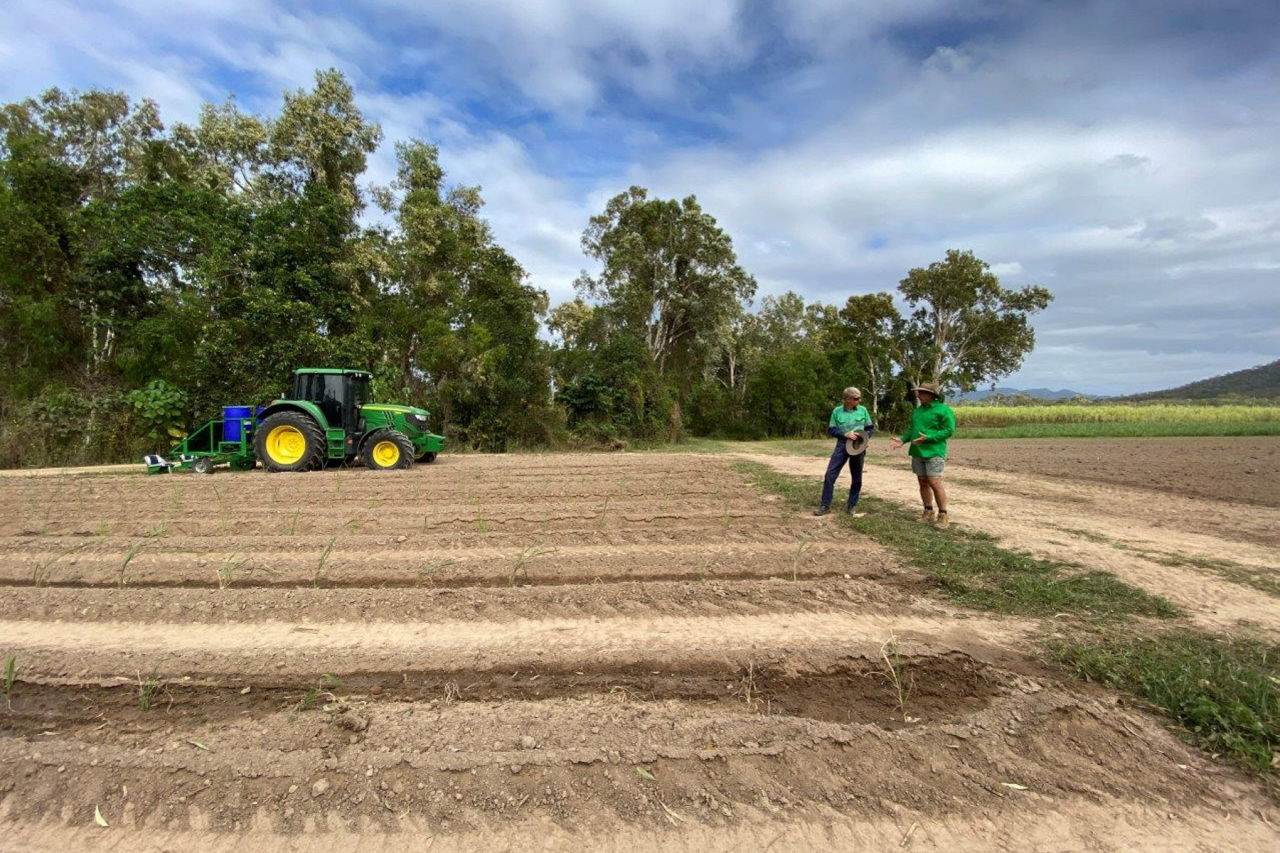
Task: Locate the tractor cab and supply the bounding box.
[290,368,370,434]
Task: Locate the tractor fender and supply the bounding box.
[258,401,330,431]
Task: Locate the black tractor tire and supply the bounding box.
[415,451,438,464]
[255,412,326,473]
[192,457,215,475]
[361,429,414,471]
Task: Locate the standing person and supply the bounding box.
[889,382,956,527]
[815,387,873,516]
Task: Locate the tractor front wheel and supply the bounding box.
[361,429,414,471]
[256,412,326,473]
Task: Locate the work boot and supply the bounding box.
[845,506,866,518]
[813,506,830,516]
[934,511,950,529]
[918,508,936,522]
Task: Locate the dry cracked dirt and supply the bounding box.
[0,450,1276,851]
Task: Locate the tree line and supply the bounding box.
[0,70,1051,466]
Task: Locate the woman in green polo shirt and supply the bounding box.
[889,381,955,527]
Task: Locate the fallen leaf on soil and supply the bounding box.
[188,740,208,750]
[1001,783,1029,791]
[634,766,655,781]
[93,805,109,827]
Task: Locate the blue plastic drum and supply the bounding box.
[222,406,253,442]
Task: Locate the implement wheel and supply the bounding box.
[361,429,413,471]
[255,412,325,473]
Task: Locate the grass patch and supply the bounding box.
[1048,525,1280,599]
[733,460,1179,621]
[1051,632,1280,783]
[1144,552,1280,599]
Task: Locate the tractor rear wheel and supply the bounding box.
[361,429,414,471]
[256,412,325,473]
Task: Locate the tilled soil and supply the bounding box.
[1,453,1276,851]
[948,436,1280,509]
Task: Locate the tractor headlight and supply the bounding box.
[406,413,428,431]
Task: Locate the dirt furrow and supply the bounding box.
[1,610,1033,681]
[0,540,890,588]
[0,577,924,625]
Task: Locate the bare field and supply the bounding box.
[948,436,1280,509]
[1,453,1277,851]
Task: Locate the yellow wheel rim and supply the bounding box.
[372,440,400,467]
[266,425,306,465]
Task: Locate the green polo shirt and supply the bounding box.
[899,399,955,458]
[829,404,872,435]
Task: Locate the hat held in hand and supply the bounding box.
[844,431,868,456]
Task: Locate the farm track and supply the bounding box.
[1,453,1276,851]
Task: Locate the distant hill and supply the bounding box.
[1127,359,1280,400]
[953,386,1093,402]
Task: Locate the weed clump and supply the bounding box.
[1050,632,1280,780]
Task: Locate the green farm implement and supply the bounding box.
[145,368,444,474]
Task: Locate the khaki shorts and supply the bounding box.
[911,456,945,477]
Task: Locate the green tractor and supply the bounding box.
[255,368,444,472]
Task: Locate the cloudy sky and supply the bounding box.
[3,0,1277,394]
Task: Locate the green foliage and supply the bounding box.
[126,380,188,441]
[1051,633,1280,778]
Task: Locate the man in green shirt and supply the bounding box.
[815,386,874,516]
[889,381,956,527]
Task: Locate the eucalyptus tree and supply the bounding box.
[896,249,1052,394]
[576,187,756,393]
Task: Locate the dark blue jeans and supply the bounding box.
[821,439,864,509]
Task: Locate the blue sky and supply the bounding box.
[3,0,1278,394]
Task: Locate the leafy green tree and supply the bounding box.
[897,249,1053,393]
[576,187,756,391]
[834,292,900,419]
[369,141,553,450]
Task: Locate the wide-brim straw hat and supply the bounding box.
[844,432,868,456]
[913,381,942,397]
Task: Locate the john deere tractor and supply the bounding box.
[255,368,444,472]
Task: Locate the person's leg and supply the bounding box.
[845,451,865,510]
[931,479,947,511]
[927,458,949,526]
[911,457,935,519]
[817,442,847,512]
